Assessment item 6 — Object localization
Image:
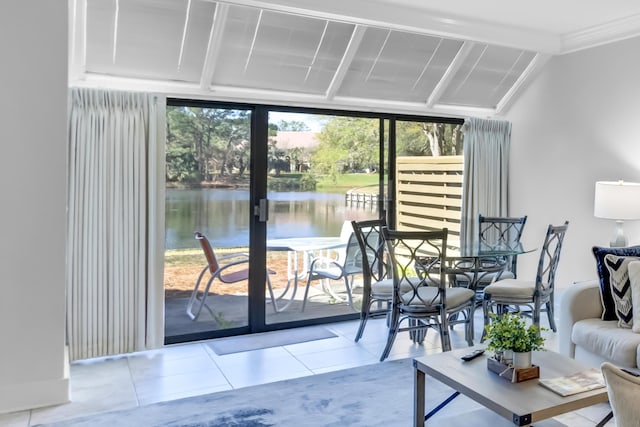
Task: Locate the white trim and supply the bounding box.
[0,376,69,414]
[496,53,552,114]
[561,14,640,54]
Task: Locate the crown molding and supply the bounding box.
[561,14,640,53]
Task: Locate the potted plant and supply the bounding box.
[484,313,546,368]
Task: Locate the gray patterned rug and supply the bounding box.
[34,358,577,426]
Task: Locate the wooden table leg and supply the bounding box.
[414,362,426,427]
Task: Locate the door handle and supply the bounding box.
[255,198,269,222]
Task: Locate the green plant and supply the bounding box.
[484,313,546,353]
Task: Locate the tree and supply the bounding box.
[166,106,251,183]
[313,117,379,175]
[276,120,310,131]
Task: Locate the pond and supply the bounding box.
[165,188,378,249]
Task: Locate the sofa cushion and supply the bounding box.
[572,318,640,367]
[592,246,640,321]
[604,254,640,328]
[629,261,640,333]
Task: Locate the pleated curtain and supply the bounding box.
[66,88,166,361]
[460,117,512,249]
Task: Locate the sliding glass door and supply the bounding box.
[164,104,252,342]
[161,101,461,344]
[264,112,381,325]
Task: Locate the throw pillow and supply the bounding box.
[604,254,640,328]
[629,261,640,333]
[592,246,640,321]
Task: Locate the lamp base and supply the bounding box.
[610,220,629,247]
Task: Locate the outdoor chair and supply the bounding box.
[351,218,393,342]
[482,221,569,340]
[302,230,363,312]
[187,231,275,321]
[379,227,475,361]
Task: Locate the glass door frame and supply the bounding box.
[164,98,463,344]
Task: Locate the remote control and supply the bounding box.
[461,349,485,361]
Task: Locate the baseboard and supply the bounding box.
[0,346,70,414]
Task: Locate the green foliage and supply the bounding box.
[267,173,317,191]
[484,313,546,353]
[166,106,251,183]
[313,117,379,175]
[396,121,464,156]
[276,120,310,131]
[299,173,317,191]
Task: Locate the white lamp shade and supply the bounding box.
[594,181,640,220]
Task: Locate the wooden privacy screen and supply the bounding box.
[395,155,463,248]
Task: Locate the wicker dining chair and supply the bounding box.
[379,227,475,361]
[351,218,392,342]
[482,221,569,340]
[454,215,528,299]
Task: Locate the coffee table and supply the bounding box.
[413,347,609,426]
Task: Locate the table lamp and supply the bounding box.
[594,180,640,247]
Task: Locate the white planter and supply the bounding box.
[513,351,532,368]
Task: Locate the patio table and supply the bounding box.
[266,237,346,312]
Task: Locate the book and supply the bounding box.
[538,368,606,397]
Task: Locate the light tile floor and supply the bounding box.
[0,312,614,427]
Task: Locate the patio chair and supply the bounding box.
[301,230,363,312]
[351,218,392,342]
[186,231,275,321]
[380,227,475,361]
[482,221,569,340]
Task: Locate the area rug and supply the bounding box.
[206,327,337,355]
[34,359,475,427]
[35,358,591,427]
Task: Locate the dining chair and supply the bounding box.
[453,215,528,299]
[350,218,392,342]
[301,230,363,312]
[482,221,569,340]
[478,215,528,278]
[379,227,475,361]
[187,231,275,320]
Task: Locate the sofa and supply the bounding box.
[559,280,640,369]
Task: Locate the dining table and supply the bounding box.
[266,236,346,312]
[445,241,531,296]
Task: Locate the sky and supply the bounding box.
[268,111,323,132]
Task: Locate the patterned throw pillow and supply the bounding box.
[629,261,640,333]
[592,246,640,321]
[604,254,640,328]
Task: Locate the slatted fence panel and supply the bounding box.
[396,156,464,248]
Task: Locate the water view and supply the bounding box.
[165,188,378,249]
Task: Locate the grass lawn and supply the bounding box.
[317,173,379,192]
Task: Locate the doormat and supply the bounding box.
[206,327,337,355]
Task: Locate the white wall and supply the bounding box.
[505,35,640,290]
[0,0,69,412]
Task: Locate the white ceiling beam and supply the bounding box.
[177,0,193,70]
[71,72,496,118]
[200,3,229,90]
[112,0,120,63]
[68,0,87,81]
[495,53,551,114]
[215,0,562,54]
[425,41,475,108]
[325,25,366,101]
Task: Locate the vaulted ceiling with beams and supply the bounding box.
[69,0,640,117]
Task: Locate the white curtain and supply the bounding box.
[460,117,511,249]
[67,88,166,361]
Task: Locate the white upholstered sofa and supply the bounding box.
[559,280,640,369]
